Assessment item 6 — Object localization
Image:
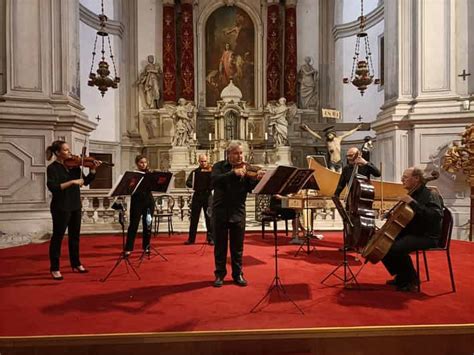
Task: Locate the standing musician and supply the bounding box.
[46,140,101,280]
[211,141,265,287]
[333,147,381,198]
[124,155,155,256]
[382,167,444,292]
[185,153,214,245]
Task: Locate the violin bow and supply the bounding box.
[80,134,88,177]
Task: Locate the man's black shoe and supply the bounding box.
[213,277,224,288]
[396,282,418,292]
[233,275,248,287]
[386,278,399,286]
[184,240,194,245]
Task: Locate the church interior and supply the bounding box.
[0,0,473,354]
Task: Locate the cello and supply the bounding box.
[362,170,440,264]
[344,151,376,251]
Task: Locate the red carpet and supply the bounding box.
[0,232,473,336]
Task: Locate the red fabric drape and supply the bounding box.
[284,5,297,103]
[163,4,177,102]
[266,3,281,102]
[180,2,194,101]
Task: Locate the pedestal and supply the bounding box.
[274,146,292,166]
[169,146,190,170]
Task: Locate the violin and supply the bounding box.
[233,162,263,180]
[200,165,213,172]
[64,155,114,169]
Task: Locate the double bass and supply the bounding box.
[344,152,376,251]
[362,170,440,264]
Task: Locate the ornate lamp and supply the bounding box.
[343,0,379,96]
[87,0,120,97]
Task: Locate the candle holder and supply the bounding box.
[247,139,255,164]
[208,139,219,164]
[263,134,270,165]
[189,139,198,165]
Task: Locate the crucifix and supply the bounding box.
[458,69,471,81]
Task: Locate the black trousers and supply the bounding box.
[187,193,212,243]
[213,219,245,279]
[49,208,82,271]
[382,233,438,285]
[125,202,154,251]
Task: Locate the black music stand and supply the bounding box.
[250,166,314,314]
[295,175,321,257]
[136,171,173,265]
[320,197,359,288]
[101,172,146,282]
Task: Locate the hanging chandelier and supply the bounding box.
[87,0,120,97]
[343,0,379,96]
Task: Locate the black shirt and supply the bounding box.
[334,162,381,197]
[402,184,444,239]
[46,161,95,211]
[186,167,212,196]
[211,160,259,223]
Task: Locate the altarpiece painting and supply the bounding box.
[205,7,255,107]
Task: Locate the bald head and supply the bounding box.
[346,147,359,164]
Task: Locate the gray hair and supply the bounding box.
[226,140,243,153]
[409,167,426,184]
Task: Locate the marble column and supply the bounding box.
[179,0,195,101]
[284,0,298,103]
[266,0,281,102]
[373,0,473,240]
[319,0,336,112]
[162,0,177,103]
[0,0,96,239]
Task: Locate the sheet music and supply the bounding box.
[108,171,145,197]
[252,165,313,195]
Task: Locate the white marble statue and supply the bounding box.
[165,98,196,147]
[137,55,162,109]
[297,56,319,110]
[266,97,297,147]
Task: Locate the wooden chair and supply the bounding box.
[153,195,175,237]
[415,207,456,292]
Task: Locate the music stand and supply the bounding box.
[295,175,321,257]
[101,171,146,282]
[250,166,314,314]
[136,171,173,265]
[320,197,359,288]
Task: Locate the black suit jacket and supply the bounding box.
[211,160,258,223]
[334,162,381,197]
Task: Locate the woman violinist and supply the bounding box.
[124,155,155,256]
[46,140,101,280]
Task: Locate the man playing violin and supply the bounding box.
[211,141,265,287]
[382,167,444,292]
[334,147,381,198]
[185,154,213,245]
[46,140,101,280]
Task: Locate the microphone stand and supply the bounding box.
[101,205,141,282]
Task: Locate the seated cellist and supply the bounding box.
[383,167,444,292]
